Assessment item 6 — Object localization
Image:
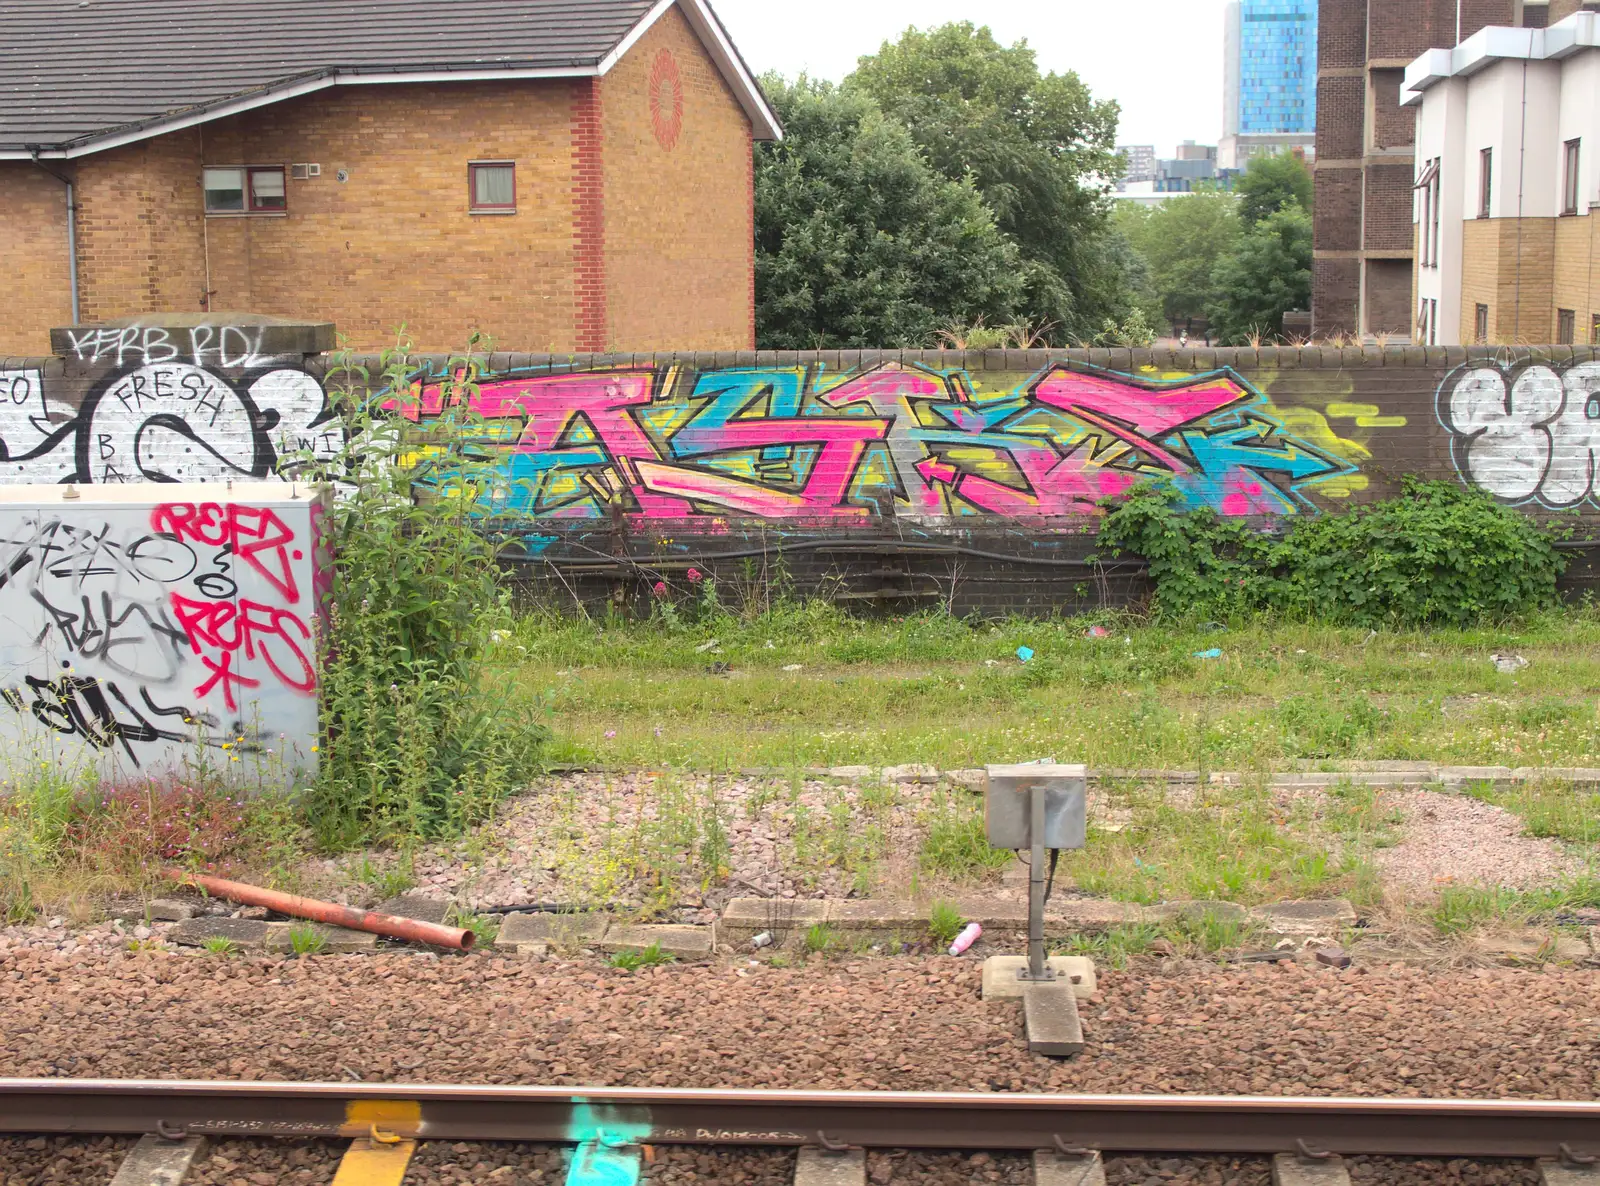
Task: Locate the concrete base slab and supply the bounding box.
[110,1134,207,1186]
[495,911,609,951]
[602,924,713,959]
[1271,1153,1351,1185]
[375,895,451,925]
[265,923,378,953]
[1022,981,1084,1056]
[981,955,1096,1001]
[169,917,271,948]
[1033,1149,1105,1186]
[794,1148,865,1186]
[1538,1160,1600,1185]
[1251,899,1357,936]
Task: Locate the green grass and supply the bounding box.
[919,791,1013,879]
[927,900,964,946]
[1460,780,1600,844]
[497,605,1600,773]
[608,942,677,970]
[803,922,837,953]
[202,936,238,956]
[286,924,327,956]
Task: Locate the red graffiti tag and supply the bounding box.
[170,593,315,710]
[151,502,305,603]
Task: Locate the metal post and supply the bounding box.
[1025,781,1052,982]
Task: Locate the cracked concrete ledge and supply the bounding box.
[555,761,1600,789]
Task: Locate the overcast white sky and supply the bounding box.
[711,0,1230,155]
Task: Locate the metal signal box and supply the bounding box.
[983,763,1088,850]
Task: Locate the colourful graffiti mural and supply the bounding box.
[387,362,1360,523]
[1440,361,1600,508]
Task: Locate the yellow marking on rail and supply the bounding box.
[341,1099,423,1137]
[331,1136,417,1185]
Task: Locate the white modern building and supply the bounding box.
[1404,12,1600,344]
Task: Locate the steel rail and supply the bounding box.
[1,1080,1597,1160]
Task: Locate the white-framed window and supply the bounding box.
[1563,138,1581,215]
[204,166,287,214]
[468,161,516,213]
[1478,148,1493,218]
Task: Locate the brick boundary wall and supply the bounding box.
[7,338,1600,616]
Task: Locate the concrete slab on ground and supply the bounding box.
[110,1134,207,1186]
[1146,900,1248,924]
[1271,1153,1351,1185]
[264,922,378,953]
[1033,1150,1105,1186]
[1045,899,1143,933]
[981,955,1097,1000]
[794,1147,865,1186]
[827,900,924,930]
[375,895,451,925]
[169,917,271,948]
[1538,1159,1600,1185]
[601,924,713,959]
[1251,899,1357,936]
[495,911,609,951]
[1022,981,1084,1056]
[146,898,200,921]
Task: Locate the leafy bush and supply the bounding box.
[1098,477,1565,626]
[297,336,547,849]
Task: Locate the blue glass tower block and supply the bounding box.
[1238,0,1318,135]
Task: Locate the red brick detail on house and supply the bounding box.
[574,76,608,352]
[746,124,756,349]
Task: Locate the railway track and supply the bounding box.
[2,1079,1599,1185]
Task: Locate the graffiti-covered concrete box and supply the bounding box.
[0,482,325,785]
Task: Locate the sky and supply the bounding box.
[711,0,1230,155]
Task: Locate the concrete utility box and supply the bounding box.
[0,482,325,785]
[983,763,1087,850]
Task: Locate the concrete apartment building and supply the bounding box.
[1221,0,1319,170]
[1406,11,1600,344]
[0,0,780,355]
[1312,0,1533,337]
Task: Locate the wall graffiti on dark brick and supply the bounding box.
[1439,361,1600,507]
[0,323,341,484]
[0,497,320,773]
[387,362,1371,529]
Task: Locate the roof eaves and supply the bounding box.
[0,60,605,159]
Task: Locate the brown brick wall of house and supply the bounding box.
[72,134,207,328]
[1316,76,1365,160]
[1364,162,1418,250]
[0,165,74,354]
[1369,70,1412,149]
[1552,213,1600,340]
[1313,258,1361,334]
[1318,0,1367,70]
[574,77,608,353]
[190,82,581,352]
[1364,258,1414,332]
[1460,216,1500,341]
[601,3,753,351]
[1315,168,1364,252]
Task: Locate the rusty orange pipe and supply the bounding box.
[166,870,475,950]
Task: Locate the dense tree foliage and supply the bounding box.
[1205,202,1312,344]
[1235,151,1314,227]
[846,23,1141,342]
[753,76,1025,349]
[1115,192,1241,330]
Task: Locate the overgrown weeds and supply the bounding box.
[294,332,548,849]
[1098,476,1565,626]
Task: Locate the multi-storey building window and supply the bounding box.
[1475,304,1490,343]
[1563,139,1582,215]
[1478,149,1493,218]
[1558,309,1576,344]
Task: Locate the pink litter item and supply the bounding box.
[947,921,982,956]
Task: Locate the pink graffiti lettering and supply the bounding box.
[170,593,316,706]
[152,502,305,603]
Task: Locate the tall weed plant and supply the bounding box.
[1098,477,1565,626]
[296,334,547,849]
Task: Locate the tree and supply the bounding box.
[1115,192,1242,330]
[1235,152,1314,227]
[753,75,1025,349]
[1205,202,1312,344]
[847,23,1138,341]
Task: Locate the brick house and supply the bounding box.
[0,0,780,354]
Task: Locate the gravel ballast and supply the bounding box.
[1,948,1595,1099]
